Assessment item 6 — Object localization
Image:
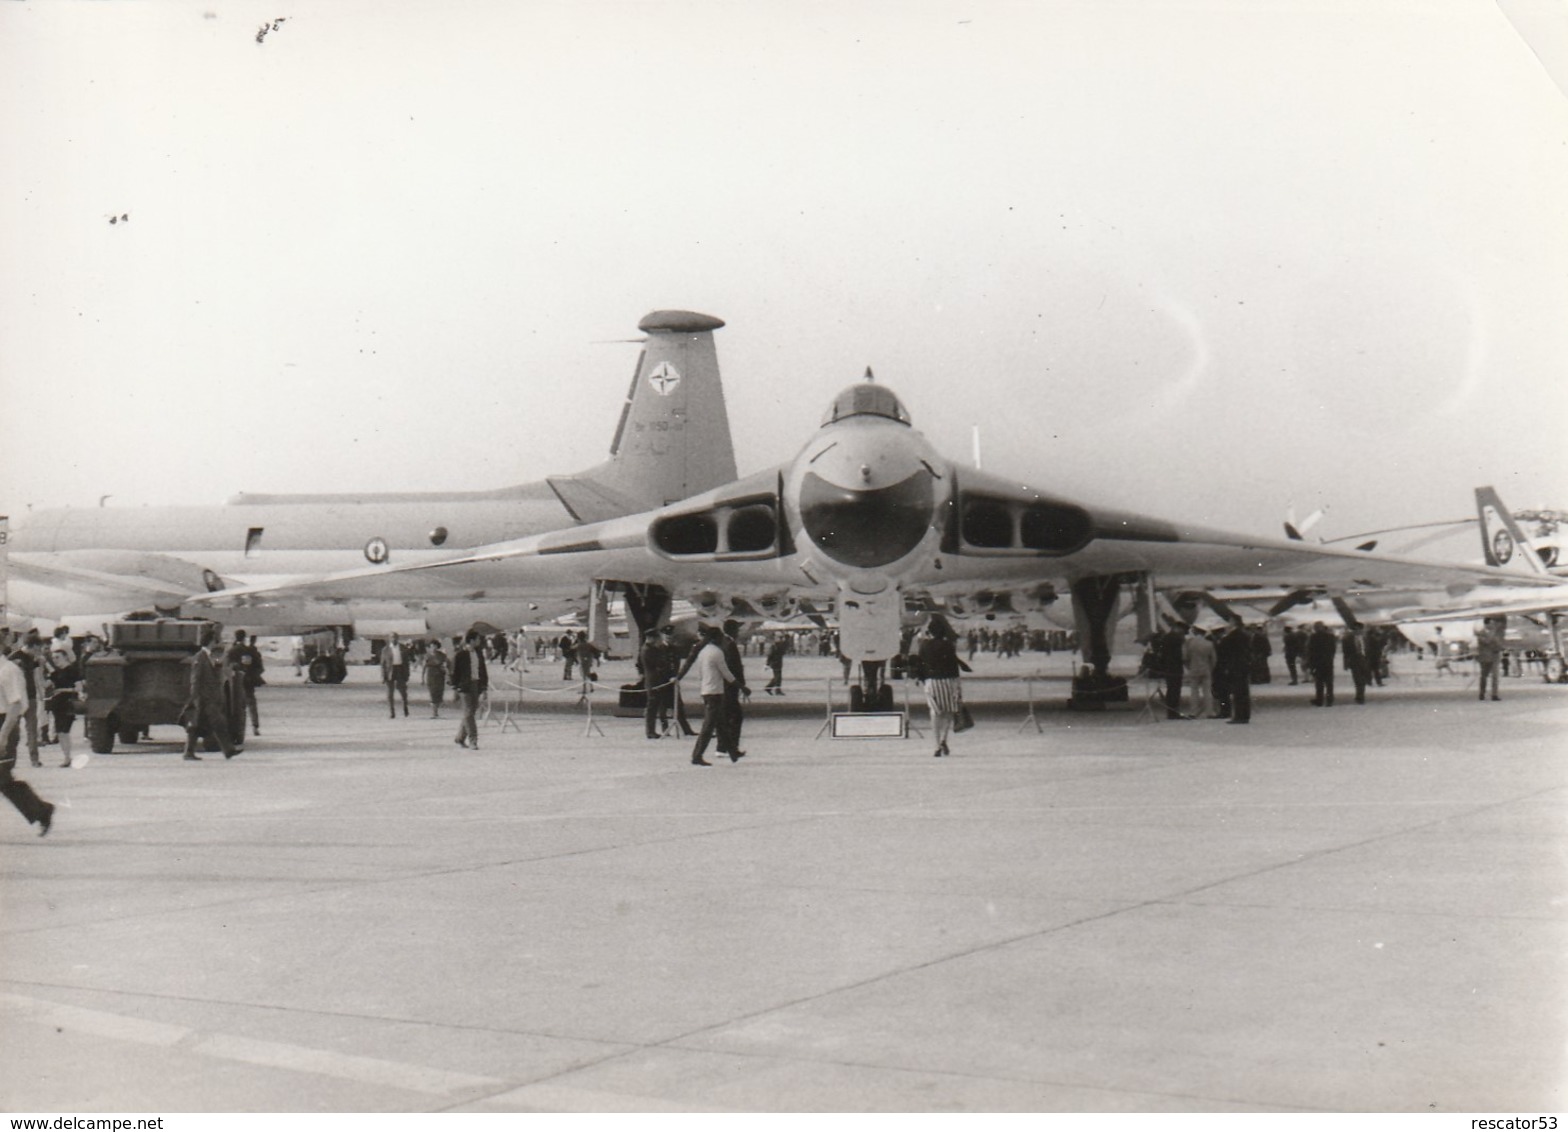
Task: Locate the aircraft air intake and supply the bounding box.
[800,469,933,568]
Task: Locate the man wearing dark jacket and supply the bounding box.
[1154,625,1187,720]
[451,630,489,750]
[1215,621,1252,724]
[719,619,749,757]
[183,628,240,760]
[1307,621,1338,706]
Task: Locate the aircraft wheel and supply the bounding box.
[307,657,334,685]
[876,685,895,711]
[1547,656,1566,684]
[328,657,348,684]
[87,717,115,755]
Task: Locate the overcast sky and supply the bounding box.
[3,0,1565,550]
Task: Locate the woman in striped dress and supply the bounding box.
[916,614,972,757]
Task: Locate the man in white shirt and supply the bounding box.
[688,624,738,767]
[0,628,55,835]
[380,633,411,718]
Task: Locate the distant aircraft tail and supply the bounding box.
[1475,486,1550,576]
[547,310,738,523]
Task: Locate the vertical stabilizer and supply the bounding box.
[547,310,738,523]
[1476,486,1550,575]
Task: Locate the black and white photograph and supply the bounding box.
[2,0,1565,1117]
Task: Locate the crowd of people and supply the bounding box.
[1138,620,1429,722]
[0,606,1537,840]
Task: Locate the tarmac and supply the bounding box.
[1,652,1564,1113]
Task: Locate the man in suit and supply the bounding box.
[380,632,411,718]
[1154,624,1187,720]
[719,619,750,758]
[183,627,240,760]
[1343,626,1372,705]
[225,629,265,735]
[1215,621,1252,724]
[451,630,489,750]
[1307,621,1338,706]
[1282,625,1306,685]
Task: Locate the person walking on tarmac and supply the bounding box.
[380,632,411,718]
[423,640,450,718]
[0,629,55,835]
[687,624,738,766]
[451,630,489,750]
[226,629,265,736]
[718,620,750,759]
[182,627,241,761]
[763,635,787,696]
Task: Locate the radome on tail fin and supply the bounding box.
[1475,486,1550,576]
[547,310,738,524]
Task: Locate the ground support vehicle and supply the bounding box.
[83,618,244,754]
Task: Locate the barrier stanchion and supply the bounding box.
[1132,674,1161,725]
[815,677,837,739]
[579,674,605,737]
[1017,673,1043,734]
[903,677,925,739]
[493,672,522,733]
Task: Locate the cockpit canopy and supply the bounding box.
[821,383,912,428]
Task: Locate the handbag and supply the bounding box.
[953,703,975,733]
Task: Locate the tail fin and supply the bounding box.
[1476,486,1550,576]
[547,310,738,523]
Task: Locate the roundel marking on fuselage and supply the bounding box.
[648,361,681,396]
[1492,526,1514,565]
[365,536,390,564]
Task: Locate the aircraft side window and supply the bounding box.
[245,527,264,557]
[429,526,448,546]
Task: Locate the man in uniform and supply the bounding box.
[640,626,674,739]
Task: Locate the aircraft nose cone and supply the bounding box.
[800,469,934,569]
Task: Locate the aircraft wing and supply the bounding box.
[10,551,231,603]
[187,465,1557,622]
[1390,587,1568,623]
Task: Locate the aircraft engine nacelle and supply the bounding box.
[649,483,791,563]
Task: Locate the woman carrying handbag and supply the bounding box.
[915,614,972,758]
